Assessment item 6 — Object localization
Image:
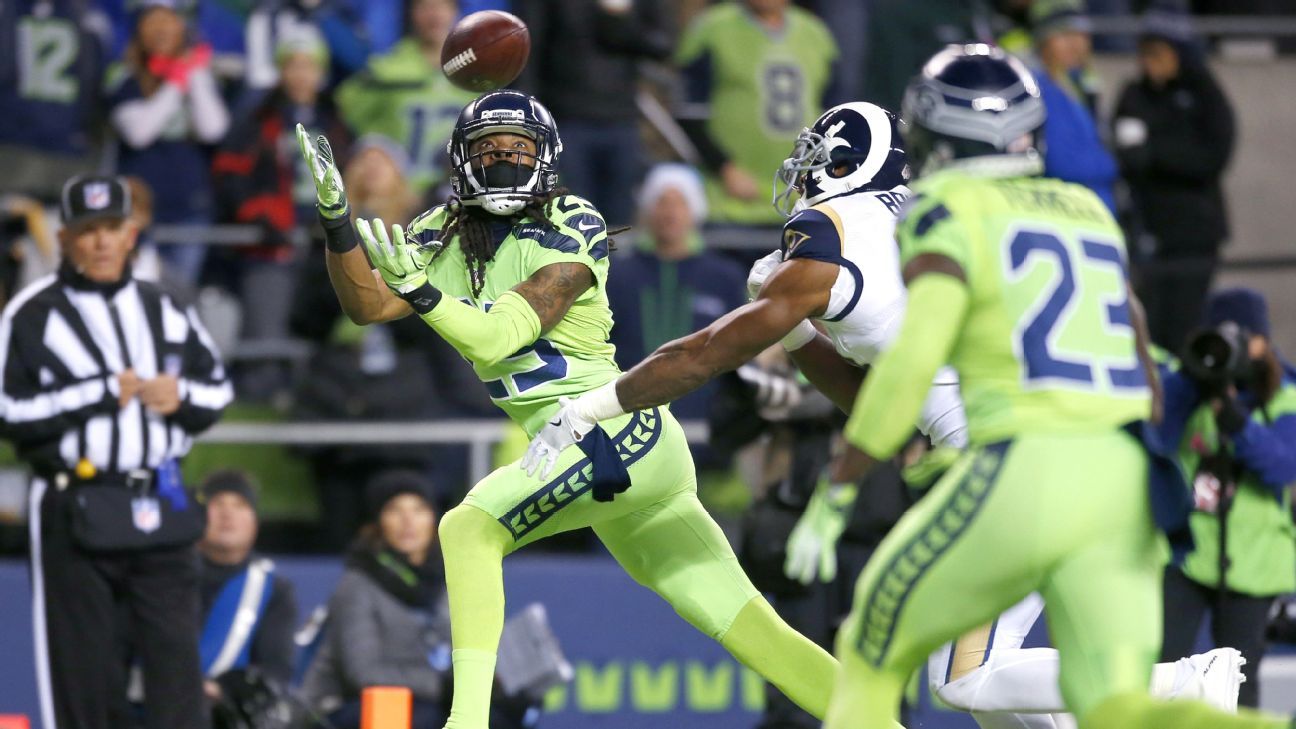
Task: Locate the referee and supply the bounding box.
[0,175,232,729]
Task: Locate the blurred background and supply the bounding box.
[1,0,1296,727]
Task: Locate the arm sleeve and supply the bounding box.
[186,68,230,143]
[111,83,185,149]
[330,574,443,701]
[673,15,730,171]
[1232,413,1296,496]
[780,208,845,265]
[250,575,298,686]
[172,306,233,434]
[844,274,969,458]
[1152,367,1202,452]
[0,306,117,443]
[420,291,543,368]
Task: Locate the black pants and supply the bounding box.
[1135,253,1219,353]
[29,479,208,729]
[1160,565,1274,708]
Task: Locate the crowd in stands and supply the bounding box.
[0,0,1253,531]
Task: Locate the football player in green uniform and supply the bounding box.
[295,90,836,729]
[822,45,1289,729]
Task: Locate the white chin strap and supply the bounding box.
[479,194,530,216]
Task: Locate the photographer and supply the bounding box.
[1157,288,1296,708]
[2,174,231,729]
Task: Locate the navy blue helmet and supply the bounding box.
[901,44,1046,177]
[448,90,563,215]
[774,102,910,217]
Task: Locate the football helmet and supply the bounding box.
[901,44,1046,177]
[773,102,910,218]
[448,90,563,216]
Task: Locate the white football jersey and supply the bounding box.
[779,187,967,447]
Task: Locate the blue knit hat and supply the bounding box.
[1204,288,1270,338]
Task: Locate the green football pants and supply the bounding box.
[827,430,1165,728]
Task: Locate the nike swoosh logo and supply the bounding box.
[576,221,600,232]
[549,418,563,427]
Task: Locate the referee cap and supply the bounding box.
[60,175,131,228]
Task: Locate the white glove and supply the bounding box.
[747,249,817,351]
[746,250,785,301]
[522,397,599,480]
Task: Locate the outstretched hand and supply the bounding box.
[296,124,348,219]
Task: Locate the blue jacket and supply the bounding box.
[1036,69,1118,213]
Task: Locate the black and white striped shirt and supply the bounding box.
[0,268,233,475]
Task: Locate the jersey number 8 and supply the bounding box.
[1004,228,1145,393]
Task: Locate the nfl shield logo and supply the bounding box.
[84,183,111,210]
[132,497,162,534]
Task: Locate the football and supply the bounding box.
[440,10,531,93]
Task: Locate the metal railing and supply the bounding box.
[199,419,711,485]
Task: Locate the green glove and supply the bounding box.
[296,123,348,219]
[784,480,858,585]
[901,446,962,494]
[356,217,442,313]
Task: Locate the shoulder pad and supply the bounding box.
[781,206,845,264]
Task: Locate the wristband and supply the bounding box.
[320,212,358,253]
[404,282,444,315]
[781,320,818,352]
[572,380,626,423]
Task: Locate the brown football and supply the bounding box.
[440,11,531,92]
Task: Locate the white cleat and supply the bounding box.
[1173,647,1247,713]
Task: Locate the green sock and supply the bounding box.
[445,649,497,729]
[1081,692,1292,729]
[439,505,511,729]
[719,597,839,719]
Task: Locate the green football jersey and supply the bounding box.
[897,170,1151,444]
[674,3,838,225]
[406,195,620,434]
[335,39,476,193]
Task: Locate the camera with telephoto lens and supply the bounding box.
[1181,322,1252,390]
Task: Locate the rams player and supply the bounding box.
[824,45,1287,729]
[528,92,1245,728]
[296,89,837,729]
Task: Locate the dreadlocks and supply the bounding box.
[435,187,624,299]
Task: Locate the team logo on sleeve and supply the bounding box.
[782,228,811,258]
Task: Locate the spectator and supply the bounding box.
[675,0,839,226]
[515,0,672,227]
[196,470,298,701]
[1113,12,1236,351]
[858,0,985,114]
[606,164,745,422]
[1155,289,1296,708]
[299,471,452,728]
[335,0,475,195]
[344,134,421,224]
[210,23,348,401]
[106,0,230,286]
[1030,0,1119,211]
[0,0,113,201]
[242,1,372,94]
[2,174,231,729]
